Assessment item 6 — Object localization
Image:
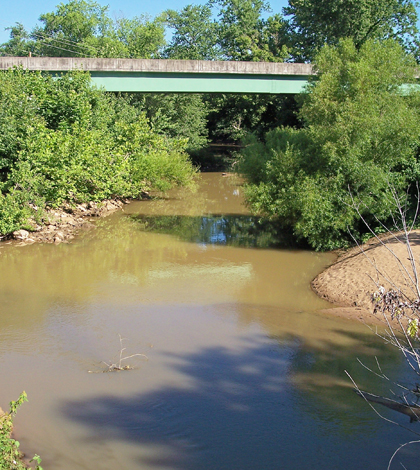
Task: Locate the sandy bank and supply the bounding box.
[313,230,420,323]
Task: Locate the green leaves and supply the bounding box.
[283,0,419,61]
[0,68,196,236]
[239,39,420,250]
[0,392,43,470]
[0,0,166,59]
[163,5,220,60]
[211,0,289,62]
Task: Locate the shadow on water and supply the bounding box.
[129,214,298,249]
[61,329,419,470]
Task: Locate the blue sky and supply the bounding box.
[0,0,289,45]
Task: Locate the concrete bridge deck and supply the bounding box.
[0,57,314,94]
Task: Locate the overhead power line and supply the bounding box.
[31,30,100,55]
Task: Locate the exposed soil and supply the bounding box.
[312,231,420,323]
[0,199,130,246]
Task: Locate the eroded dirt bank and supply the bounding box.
[0,199,129,246]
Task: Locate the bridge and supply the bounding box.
[0,57,314,94]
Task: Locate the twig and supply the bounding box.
[387,440,420,470]
[96,334,148,373]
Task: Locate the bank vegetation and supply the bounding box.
[0,68,196,237]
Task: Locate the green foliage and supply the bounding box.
[211,0,289,62]
[163,5,220,60]
[132,94,209,152]
[0,24,35,57]
[112,15,166,59]
[283,0,419,61]
[0,392,42,470]
[0,68,196,236]
[205,94,301,142]
[407,318,419,338]
[238,39,420,250]
[31,0,113,57]
[0,0,166,59]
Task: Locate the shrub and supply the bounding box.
[0,392,42,470]
[238,39,420,250]
[0,68,196,234]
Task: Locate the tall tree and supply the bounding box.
[0,23,35,57]
[18,0,166,58]
[163,5,220,60]
[114,15,166,59]
[31,0,112,57]
[211,0,289,61]
[283,0,419,61]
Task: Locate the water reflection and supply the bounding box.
[0,209,330,331]
[130,214,293,248]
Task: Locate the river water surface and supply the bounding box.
[0,173,419,469]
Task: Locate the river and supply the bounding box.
[0,173,418,469]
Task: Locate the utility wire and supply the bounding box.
[31,32,106,55]
[31,30,100,55]
[30,33,95,56]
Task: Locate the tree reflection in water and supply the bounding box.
[130,214,297,249]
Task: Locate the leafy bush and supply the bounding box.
[238,39,420,250]
[0,68,196,235]
[0,392,42,470]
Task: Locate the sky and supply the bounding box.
[0,0,289,45]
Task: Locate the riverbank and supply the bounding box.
[0,199,131,246]
[313,231,420,323]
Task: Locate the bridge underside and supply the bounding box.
[89,72,309,94]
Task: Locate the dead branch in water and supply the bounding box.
[89,334,148,373]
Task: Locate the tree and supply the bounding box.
[283,0,419,61]
[0,68,196,235]
[113,15,166,59]
[31,0,113,57]
[211,0,289,61]
[163,4,220,60]
[133,93,209,152]
[205,94,300,142]
[3,0,166,59]
[238,39,420,250]
[0,23,35,57]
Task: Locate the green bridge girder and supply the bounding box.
[89,71,309,94]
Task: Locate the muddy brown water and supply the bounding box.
[0,173,418,469]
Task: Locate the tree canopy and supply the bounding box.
[283,0,420,61]
[1,0,166,58]
[163,5,220,60]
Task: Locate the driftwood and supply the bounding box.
[356,390,420,423]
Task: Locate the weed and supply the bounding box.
[0,392,42,470]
